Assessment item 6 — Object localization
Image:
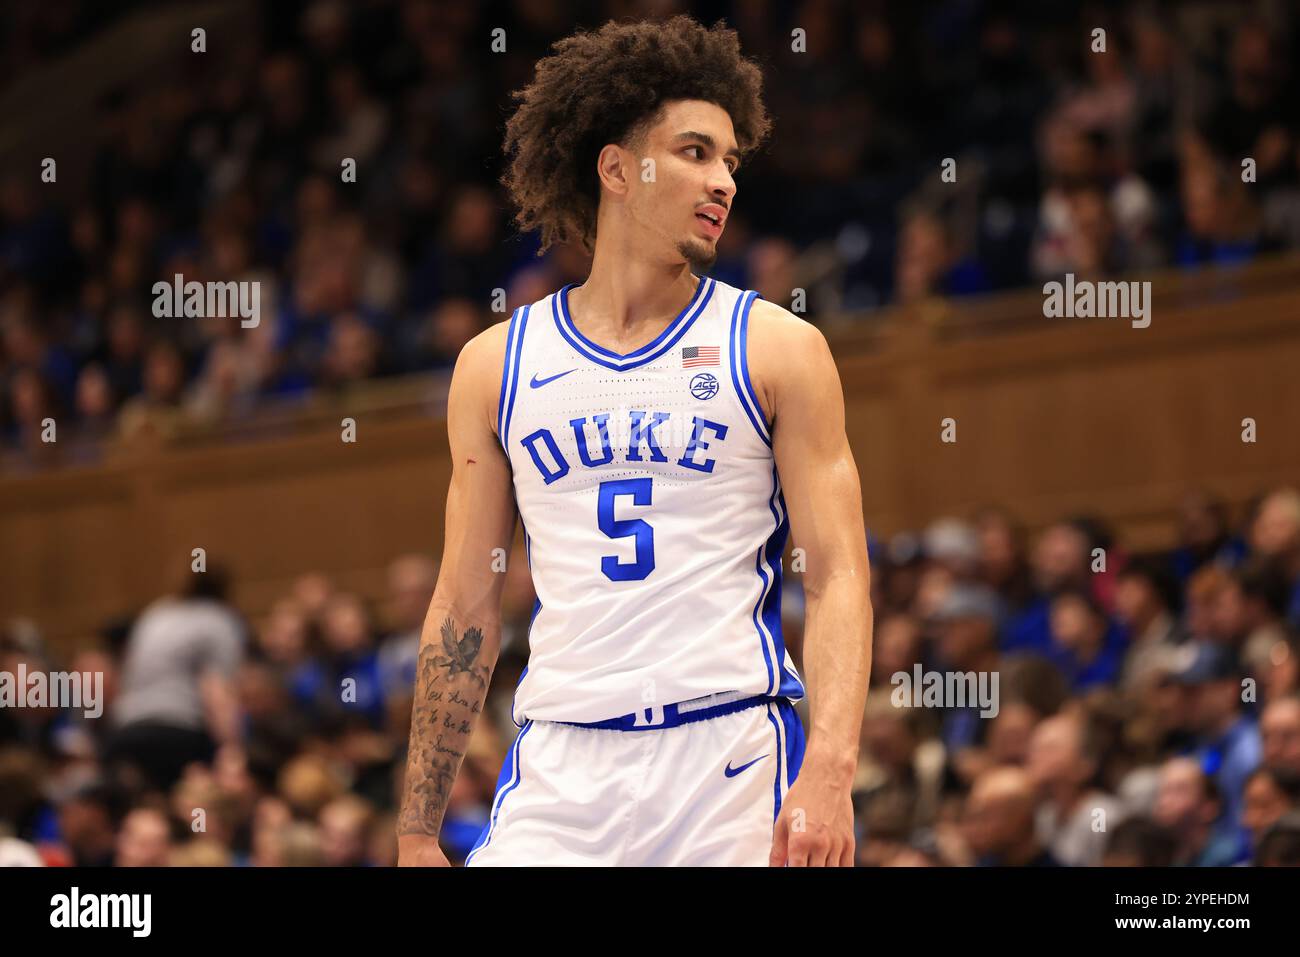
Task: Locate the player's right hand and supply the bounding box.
[397,836,451,867]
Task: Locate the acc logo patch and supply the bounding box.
[689,372,719,400]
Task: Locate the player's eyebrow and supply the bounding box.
[673,130,742,163]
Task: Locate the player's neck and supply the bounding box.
[569,247,698,337]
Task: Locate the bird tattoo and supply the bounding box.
[433,617,487,686]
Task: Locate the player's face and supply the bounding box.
[632,99,739,271]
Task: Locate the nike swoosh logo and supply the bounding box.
[530,369,577,388]
[724,754,769,778]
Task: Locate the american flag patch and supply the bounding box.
[681,345,720,368]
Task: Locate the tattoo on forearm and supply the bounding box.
[397,615,493,838]
[433,618,487,685]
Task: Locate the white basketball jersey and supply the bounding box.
[497,275,805,725]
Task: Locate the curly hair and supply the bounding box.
[500,15,772,256]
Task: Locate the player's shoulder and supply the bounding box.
[745,296,832,376]
[454,315,513,386]
[447,316,514,428]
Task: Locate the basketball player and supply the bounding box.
[398,16,873,867]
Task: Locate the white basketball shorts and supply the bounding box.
[465,692,805,866]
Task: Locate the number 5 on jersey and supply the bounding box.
[598,478,655,581]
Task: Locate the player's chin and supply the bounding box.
[677,238,717,271]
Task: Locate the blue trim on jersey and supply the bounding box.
[738,290,773,444]
[766,705,785,822]
[559,275,706,359]
[748,465,805,700]
[510,525,537,729]
[729,290,773,447]
[769,699,807,824]
[465,719,534,864]
[498,304,532,453]
[557,693,777,732]
[780,698,806,784]
[552,277,715,371]
[496,307,521,452]
[765,473,805,700]
[749,464,784,696]
[750,540,777,693]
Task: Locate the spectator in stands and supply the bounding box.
[328,314,386,388]
[894,205,989,305]
[929,584,1003,763]
[169,837,232,867]
[95,305,148,407]
[1249,488,1300,626]
[377,554,438,725]
[1174,154,1273,268]
[105,566,246,792]
[0,294,78,407]
[1151,756,1246,866]
[291,592,386,728]
[116,339,190,443]
[1004,521,1090,655]
[963,766,1059,866]
[115,806,172,867]
[72,362,118,441]
[319,794,375,867]
[870,613,924,690]
[186,338,261,427]
[984,699,1042,770]
[1197,21,1294,186]
[973,507,1035,614]
[1030,123,1161,279]
[1255,812,1300,866]
[1101,815,1177,867]
[3,367,60,466]
[1170,641,1260,830]
[1184,564,1230,641]
[1115,557,1186,691]
[1261,633,1300,705]
[1027,710,1123,866]
[1210,561,1293,674]
[1242,766,1300,857]
[853,698,944,840]
[1171,490,1246,584]
[1260,696,1300,777]
[1047,590,1125,691]
[52,782,118,868]
[256,598,317,693]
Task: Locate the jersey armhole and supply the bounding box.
[496,304,531,454]
[728,290,773,447]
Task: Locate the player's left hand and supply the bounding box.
[769,764,855,867]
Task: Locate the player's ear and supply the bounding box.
[595,143,632,196]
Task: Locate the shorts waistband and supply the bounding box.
[553,691,781,732]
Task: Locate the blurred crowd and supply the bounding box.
[4,1,1300,464]
[0,552,538,868]
[854,485,1300,867]
[3,483,1300,867]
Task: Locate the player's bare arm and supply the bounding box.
[397,322,517,866]
[749,298,874,867]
